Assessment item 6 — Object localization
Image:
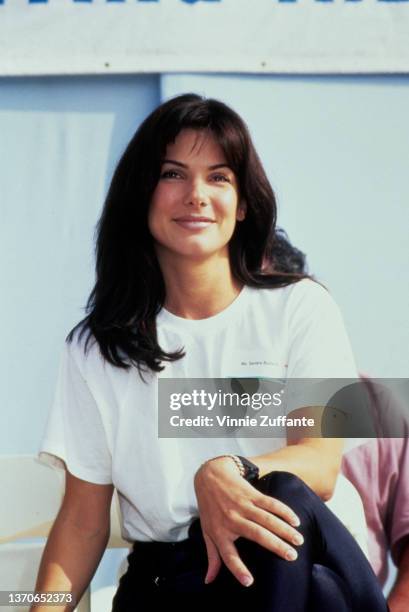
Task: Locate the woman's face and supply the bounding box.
[148,129,245,264]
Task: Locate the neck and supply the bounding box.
[157,252,242,319]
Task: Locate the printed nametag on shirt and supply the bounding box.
[222,350,288,379]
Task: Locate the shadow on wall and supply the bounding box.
[0,74,161,193]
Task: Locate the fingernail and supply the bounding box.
[291,516,301,527]
[293,533,304,545]
[241,575,253,587]
[286,549,298,561]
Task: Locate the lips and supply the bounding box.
[174,216,215,223]
[173,216,216,230]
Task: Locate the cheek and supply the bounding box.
[218,194,239,224]
[150,184,179,214]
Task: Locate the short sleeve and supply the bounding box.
[286,280,358,379]
[39,340,113,485]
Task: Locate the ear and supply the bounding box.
[236,201,247,222]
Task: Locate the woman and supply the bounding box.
[36,94,387,611]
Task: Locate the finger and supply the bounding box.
[245,505,304,547]
[254,493,301,527]
[219,539,254,587]
[203,532,222,584]
[235,516,299,562]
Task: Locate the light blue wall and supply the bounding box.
[0,75,160,455]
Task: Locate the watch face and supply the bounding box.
[238,456,259,482]
[247,468,259,482]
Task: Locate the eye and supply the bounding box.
[211,174,231,183]
[160,169,182,179]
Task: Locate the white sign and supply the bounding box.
[0,0,409,76]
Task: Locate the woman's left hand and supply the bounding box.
[193,456,303,587]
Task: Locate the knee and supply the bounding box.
[256,471,321,516]
[257,470,313,497]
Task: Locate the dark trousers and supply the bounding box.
[111,472,388,611]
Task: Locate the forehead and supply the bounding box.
[164,129,227,164]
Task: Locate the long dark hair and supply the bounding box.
[68,94,309,373]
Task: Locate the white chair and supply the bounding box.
[0,455,129,612]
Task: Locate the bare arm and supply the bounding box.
[388,537,409,612]
[250,406,344,500]
[30,469,114,611]
[249,434,344,501]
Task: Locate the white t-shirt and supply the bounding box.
[39,279,357,542]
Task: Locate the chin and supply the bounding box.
[179,246,219,259]
[156,236,229,262]
[172,237,221,256]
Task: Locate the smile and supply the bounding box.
[173,217,216,231]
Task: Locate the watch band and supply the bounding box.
[201,454,260,483]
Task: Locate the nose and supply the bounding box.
[184,178,209,208]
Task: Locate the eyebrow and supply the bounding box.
[162,159,232,171]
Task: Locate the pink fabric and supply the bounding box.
[341,381,409,586]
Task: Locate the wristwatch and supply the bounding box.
[236,455,260,483]
[203,454,260,483]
